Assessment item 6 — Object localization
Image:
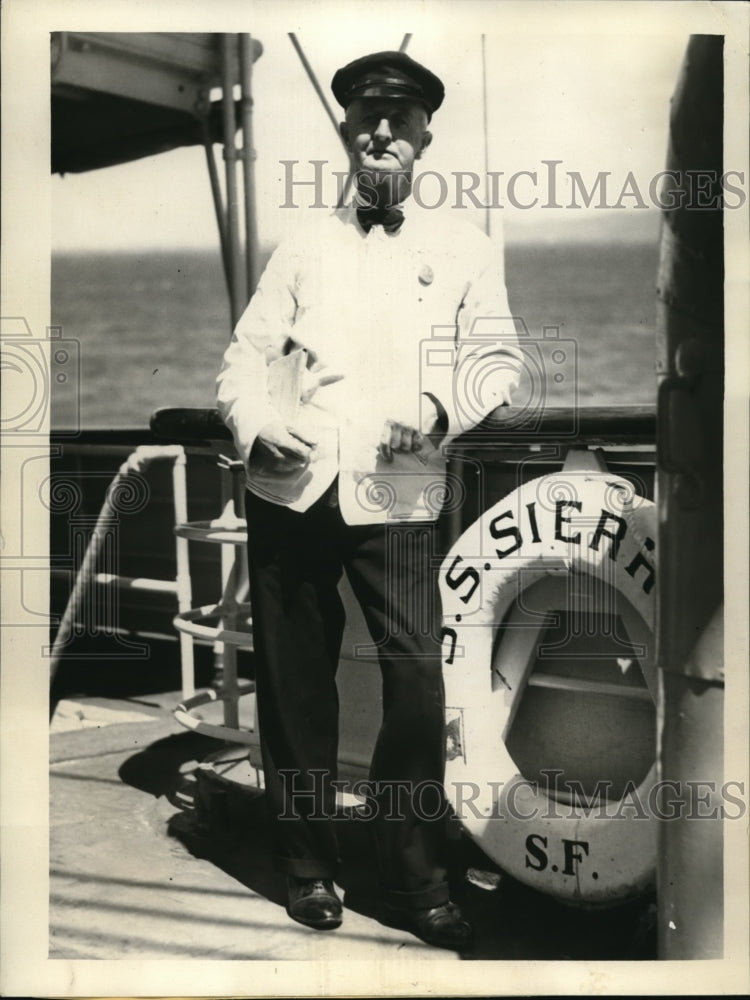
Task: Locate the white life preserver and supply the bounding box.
[439,472,658,906]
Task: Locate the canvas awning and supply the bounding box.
[51,31,262,174]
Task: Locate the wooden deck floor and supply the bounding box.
[49,692,657,965]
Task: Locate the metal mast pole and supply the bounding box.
[239,34,260,301]
[221,34,245,328]
[481,34,491,238]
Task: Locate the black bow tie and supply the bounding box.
[356,205,405,234]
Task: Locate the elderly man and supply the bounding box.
[217,50,521,949]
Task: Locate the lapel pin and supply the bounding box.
[418,264,434,286]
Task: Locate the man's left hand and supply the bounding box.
[378,419,425,462]
[378,399,441,462]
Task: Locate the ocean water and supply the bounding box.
[51,241,660,429]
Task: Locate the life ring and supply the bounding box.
[439,472,657,906]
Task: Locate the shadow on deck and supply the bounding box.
[50,679,656,962]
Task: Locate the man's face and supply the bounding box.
[340,98,432,193]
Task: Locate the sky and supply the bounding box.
[50,13,692,251]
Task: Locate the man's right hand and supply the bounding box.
[251,421,316,473]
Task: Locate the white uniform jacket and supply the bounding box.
[216,202,522,525]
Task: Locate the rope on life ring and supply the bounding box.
[439,472,657,906]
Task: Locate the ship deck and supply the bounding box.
[50,681,657,962]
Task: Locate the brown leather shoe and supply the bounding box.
[286,877,342,930]
[384,900,473,950]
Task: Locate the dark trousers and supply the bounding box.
[244,485,449,909]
